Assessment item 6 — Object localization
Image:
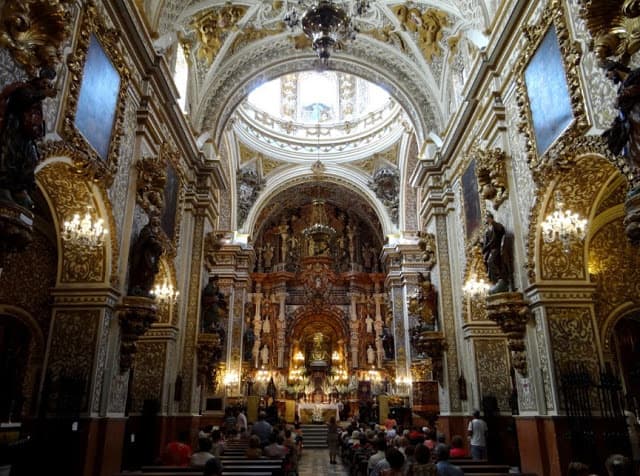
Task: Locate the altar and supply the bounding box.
[297,403,340,423]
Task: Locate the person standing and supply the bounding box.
[467,410,488,460]
[327,416,340,464]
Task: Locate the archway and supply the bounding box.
[612,312,640,410]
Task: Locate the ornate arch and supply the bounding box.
[289,306,349,348]
[243,167,392,238]
[192,34,441,147]
[526,151,622,283]
[35,156,116,286]
[601,303,640,355]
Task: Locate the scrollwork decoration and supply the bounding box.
[474,147,509,210]
[0,0,71,76]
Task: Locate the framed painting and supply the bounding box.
[75,34,121,161]
[161,161,179,240]
[462,160,482,240]
[523,25,573,155]
[62,5,130,185]
[515,2,586,170]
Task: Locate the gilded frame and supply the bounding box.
[62,2,130,186]
[515,0,587,179]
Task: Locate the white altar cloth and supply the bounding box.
[297,403,340,422]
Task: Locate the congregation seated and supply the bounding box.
[449,436,467,459]
[264,433,289,458]
[434,444,463,476]
[161,432,193,466]
[210,430,225,457]
[368,438,387,474]
[409,444,436,476]
[190,437,215,467]
[203,457,223,476]
[380,448,405,476]
[245,435,263,459]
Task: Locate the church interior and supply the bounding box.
[1,0,640,475]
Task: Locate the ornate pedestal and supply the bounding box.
[624,188,640,245]
[414,331,446,382]
[0,201,34,253]
[117,296,157,371]
[485,292,531,376]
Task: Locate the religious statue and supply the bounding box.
[482,213,511,294]
[408,272,438,330]
[310,333,328,361]
[263,242,274,269]
[201,276,228,333]
[0,68,56,208]
[365,314,374,333]
[243,325,255,361]
[381,326,395,359]
[260,344,269,366]
[262,316,271,334]
[128,217,165,297]
[366,344,376,365]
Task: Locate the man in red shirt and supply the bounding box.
[162,431,193,466]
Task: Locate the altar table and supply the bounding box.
[297,403,340,423]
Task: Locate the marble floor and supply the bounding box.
[297,449,350,476]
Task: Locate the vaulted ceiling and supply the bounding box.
[135,0,499,235]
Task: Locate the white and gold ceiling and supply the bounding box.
[135,0,498,236]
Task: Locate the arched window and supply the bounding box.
[173,42,189,113]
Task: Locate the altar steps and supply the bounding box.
[300,424,328,448]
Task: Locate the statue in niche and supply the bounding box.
[362,243,374,270]
[243,324,255,361]
[262,242,274,269]
[366,344,376,365]
[262,316,271,334]
[310,333,329,362]
[408,272,438,330]
[482,212,512,294]
[260,344,269,366]
[0,68,56,208]
[128,217,165,297]
[201,275,228,334]
[381,326,395,359]
[365,314,374,333]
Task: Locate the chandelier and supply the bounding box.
[151,281,179,304]
[61,208,107,248]
[285,0,369,63]
[462,274,491,298]
[541,191,587,253]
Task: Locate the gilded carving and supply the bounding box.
[435,215,461,411]
[62,1,130,187]
[117,296,158,371]
[462,236,489,322]
[0,0,71,75]
[485,292,532,376]
[474,339,512,413]
[392,5,448,62]
[546,307,600,406]
[48,310,99,383]
[231,25,285,54]
[413,331,446,382]
[474,147,509,210]
[515,0,588,176]
[192,5,247,66]
[37,161,109,283]
[136,156,167,219]
[580,0,640,65]
[590,217,640,340]
[130,341,166,412]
